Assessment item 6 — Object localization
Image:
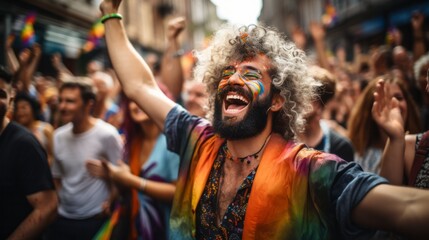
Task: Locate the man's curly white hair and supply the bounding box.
[193,24,319,140]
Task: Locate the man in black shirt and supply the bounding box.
[0,66,58,239]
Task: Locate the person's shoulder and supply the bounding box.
[94,119,120,136]
[4,122,45,153]
[54,122,73,137]
[39,121,54,135]
[296,145,346,169]
[329,128,352,145]
[5,122,35,143]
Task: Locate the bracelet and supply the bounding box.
[172,49,185,58]
[101,13,123,24]
[140,178,148,192]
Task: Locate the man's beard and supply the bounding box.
[213,86,272,140]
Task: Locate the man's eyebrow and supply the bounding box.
[241,66,261,72]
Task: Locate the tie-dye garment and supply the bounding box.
[165,105,387,239]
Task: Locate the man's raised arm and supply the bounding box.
[101,0,176,130]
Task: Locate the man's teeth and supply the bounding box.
[226,94,248,104]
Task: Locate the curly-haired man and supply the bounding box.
[100,0,429,239]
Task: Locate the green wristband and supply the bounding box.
[100,13,123,24]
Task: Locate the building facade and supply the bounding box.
[0,0,220,75]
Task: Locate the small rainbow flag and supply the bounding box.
[83,20,105,53]
[21,12,36,48]
[321,1,338,27]
[385,26,399,46]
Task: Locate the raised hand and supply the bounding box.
[51,53,62,69]
[167,17,186,41]
[411,11,424,31]
[372,79,405,139]
[18,48,31,65]
[100,0,122,15]
[309,22,325,41]
[291,26,306,50]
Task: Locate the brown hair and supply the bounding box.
[59,77,97,104]
[347,73,421,156]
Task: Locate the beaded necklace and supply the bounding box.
[222,134,271,164]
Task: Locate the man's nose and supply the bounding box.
[227,72,246,86]
[187,93,196,102]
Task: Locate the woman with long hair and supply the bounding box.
[348,72,421,173]
[87,83,179,240]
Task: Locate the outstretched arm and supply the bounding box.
[372,79,406,185]
[101,0,176,130]
[160,17,186,101]
[352,184,429,239]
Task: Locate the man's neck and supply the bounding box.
[0,117,10,135]
[226,123,273,160]
[72,116,96,134]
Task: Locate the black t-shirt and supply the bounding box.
[0,122,55,239]
[315,128,355,162]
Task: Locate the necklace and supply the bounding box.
[223,134,271,164]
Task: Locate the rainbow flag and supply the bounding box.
[92,205,121,240]
[386,26,399,46]
[83,20,105,53]
[321,1,338,27]
[20,12,36,48]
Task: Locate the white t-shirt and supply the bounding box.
[52,119,123,219]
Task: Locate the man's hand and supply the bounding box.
[100,0,122,15]
[309,22,325,41]
[86,159,131,184]
[18,48,31,65]
[86,159,110,179]
[291,26,306,50]
[51,53,63,70]
[411,11,424,31]
[167,17,186,41]
[372,79,405,139]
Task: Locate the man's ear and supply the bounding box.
[270,93,285,112]
[86,99,96,112]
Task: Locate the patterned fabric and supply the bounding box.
[165,105,388,240]
[130,134,179,240]
[413,131,429,188]
[196,144,257,239]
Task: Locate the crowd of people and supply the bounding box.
[1,0,429,239]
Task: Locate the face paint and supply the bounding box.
[218,66,265,99]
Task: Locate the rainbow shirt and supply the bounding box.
[165,105,387,239]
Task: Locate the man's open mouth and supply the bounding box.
[223,92,249,114]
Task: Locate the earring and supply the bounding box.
[266,106,272,114]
